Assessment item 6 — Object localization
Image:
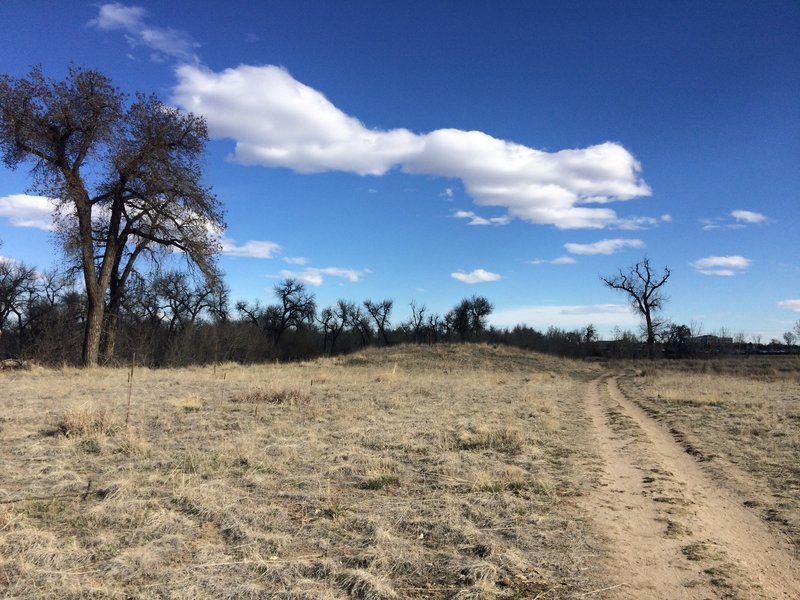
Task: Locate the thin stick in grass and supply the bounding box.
[125,352,135,427]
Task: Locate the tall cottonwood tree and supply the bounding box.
[601,257,671,360]
[0,66,223,366]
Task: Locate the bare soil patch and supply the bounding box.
[587,373,800,598]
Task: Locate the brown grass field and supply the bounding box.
[1,345,798,599]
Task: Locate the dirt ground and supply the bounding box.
[583,374,800,599]
[1,346,798,598]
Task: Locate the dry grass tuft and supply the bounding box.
[233,386,310,405]
[56,402,116,437]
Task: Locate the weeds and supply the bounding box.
[233,387,310,405]
[57,403,116,437]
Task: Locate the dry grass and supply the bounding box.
[619,357,800,553]
[0,344,604,599]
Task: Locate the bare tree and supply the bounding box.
[346,304,373,347]
[364,299,393,346]
[0,66,223,366]
[317,300,349,355]
[406,300,426,343]
[783,331,796,347]
[237,278,316,351]
[446,295,493,341]
[0,257,37,342]
[601,257,671,360]
[155,270,219,335]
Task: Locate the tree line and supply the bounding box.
[0,262,499,365]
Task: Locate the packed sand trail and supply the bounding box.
[583,375,800,599]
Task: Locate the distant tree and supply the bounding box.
[347,304,373,347]
[601,257,671,360]
[155,270,220,335]
[584,324,597,344]
[317,300,348,355]
[446,295,493,341]
[236,278,316,351]
[783,331,796,347]
[661,323,693,358]
[425,312,443,344]
[364,299,393,346]
[0,66,223,366]
[406,300,427,344]
[0,256,38,344]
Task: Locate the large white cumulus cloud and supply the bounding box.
[173,64,652,230]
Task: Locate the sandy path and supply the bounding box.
[582,375,800,599]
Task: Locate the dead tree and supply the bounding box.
[601,257,671,360]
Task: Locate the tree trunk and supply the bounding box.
[83,296,105,367]
[644,311,655,361]
[101,308,119,364]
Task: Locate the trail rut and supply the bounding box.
[582,375,800,599]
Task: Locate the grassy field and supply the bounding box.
[2,346,798,599]
[1,344,606,599]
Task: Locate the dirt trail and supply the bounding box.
[582,375,800,599]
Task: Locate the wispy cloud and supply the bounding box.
[451,269,502,284]
[701,209,767,230]
[731,209,766,224]
[690,255,751,276]
[0,194,58,231]
[613,214,672,230]
[564,238,644,255]
[777,299,800,312]
[172,64,652,230]
[89,3,198,63]
[489,303,638,329]
[453,210,511,226]
[528,256,576,265]
[282,256,308,266]
[279,267,368,287]
[221,238,281,259]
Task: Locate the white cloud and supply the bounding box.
[453,210,511,226]
[564,238,645,255]
[777,299,800,312]
[0,255,20,266]
[551,256,577,264]
[89,3,198,63]
[441,187,454,199]
[221,238,281,259]
[451,269,502,284]
[0,194,58,231]
[612,213,672,230]
[690,255,751,276]
[731,209,766,224]
[701,209,767,230]
[490,303,638,329]
[172,64,652,230]
[529,256,576,265]
[279,267,367,287]
[282,256,308,265]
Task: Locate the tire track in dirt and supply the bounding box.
[583,375,800,599]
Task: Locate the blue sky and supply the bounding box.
[0,1,798,340]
